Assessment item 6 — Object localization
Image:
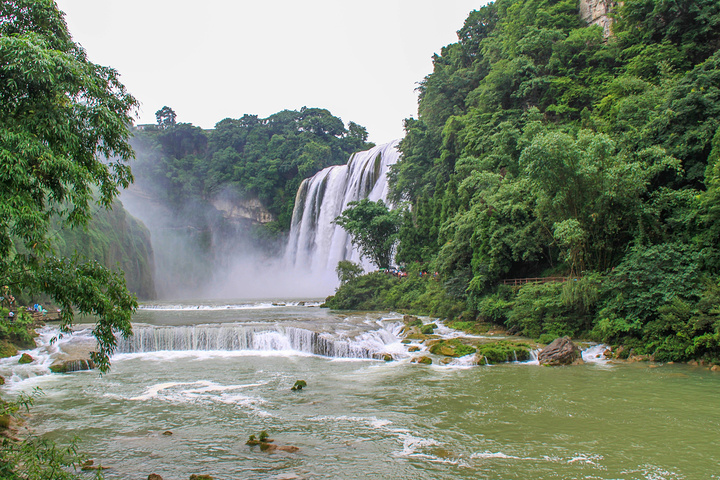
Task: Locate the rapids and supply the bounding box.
[1,301,719,479]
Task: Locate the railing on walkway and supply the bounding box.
[501,276,577,286]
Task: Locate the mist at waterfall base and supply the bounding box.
[121,141,401,300]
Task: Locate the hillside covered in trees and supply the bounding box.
[329,0,720,362]
[131,107,373,232]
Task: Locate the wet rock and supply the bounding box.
[440,357,454,365]
[148,475,163,480]
[0,375,4,385]
[18,353,33,364]
[401,339,411,344]
[291,380,307,391]
[538,337,583,366]
[688,360,699,366]
[49,358,95,373]
[404,332,430,341]
[0,340,18,358]
[410,356,432,365]
[711,365,720,372]
[403,315,420,324]
[162,431,173,436]
[420,323,438,334]
[428,339,477,358]
[189,475,214,480]
[381,353,393,362]
[628,354,651,363]
[407,346,420,353]
[80,460,109,471]
[263,444,300,453]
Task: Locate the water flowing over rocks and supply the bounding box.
[285,141,401,279]
[115,323,400,360]
[538,337,584,366]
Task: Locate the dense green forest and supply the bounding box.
[131,107,374,231]
[328,0,720,362]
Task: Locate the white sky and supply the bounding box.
[56,0,486,144]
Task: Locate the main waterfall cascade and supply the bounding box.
[285,140,401,283]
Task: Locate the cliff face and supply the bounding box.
[579,0,618,37]
[211,195,275,225]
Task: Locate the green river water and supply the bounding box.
[1,302,718,479]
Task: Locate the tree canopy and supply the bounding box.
[0,0,138,371]
[334,199,401,270]
[131,107,373,230]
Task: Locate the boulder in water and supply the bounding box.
[0,375,4,385]
[407,346,420,353]
[18,353,33,364]
[148,475,163,480]
[189,475,213,480]
[411,356,432,365]
[538,337,583,365]
[290,380,307,391]
[49,358,96,373]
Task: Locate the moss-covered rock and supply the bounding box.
[420,323,438,334]
[407,346,420,352]
[428,339,477,358]
[18,353,33,364]
[0,340,18,359]
[476,341,531,363]
[411,356,432,365]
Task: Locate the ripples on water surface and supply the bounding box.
[1,300,719,479]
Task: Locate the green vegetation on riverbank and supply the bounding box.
[330,0,720,364]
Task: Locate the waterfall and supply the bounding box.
[285,140,401,281]
[115,324,400,360]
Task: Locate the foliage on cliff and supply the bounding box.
[335,0,720,362]
[131,108,373,230]
[51,199,156,300]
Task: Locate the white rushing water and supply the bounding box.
[285,140,401,286]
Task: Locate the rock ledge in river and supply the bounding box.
[538,337,583,366]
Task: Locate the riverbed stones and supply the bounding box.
[408,346,420,353]
[189,475,213,480]
[538,337,583,365]
[49,358,95,373]
[18,353,33,364]
[411,356,432,365]
[148,475,163,480]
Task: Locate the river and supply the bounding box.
[1,301,719,479]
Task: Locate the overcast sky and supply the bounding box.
[56,0,486,144]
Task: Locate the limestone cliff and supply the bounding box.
[212,195,275,225]
[579,0,619,37]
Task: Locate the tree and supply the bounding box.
[334,199,401,269]
[155,105,177,128]
[336,260,364,285]
[0,0,138,372]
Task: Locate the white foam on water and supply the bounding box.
[394,432,440,457]
[307,415,393,430]
[470,451,523,460]
[622,464,685,480]
[139,302,280,311]
[582,344,610,365]
[127,380,272,416]
[111,349,315,363]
